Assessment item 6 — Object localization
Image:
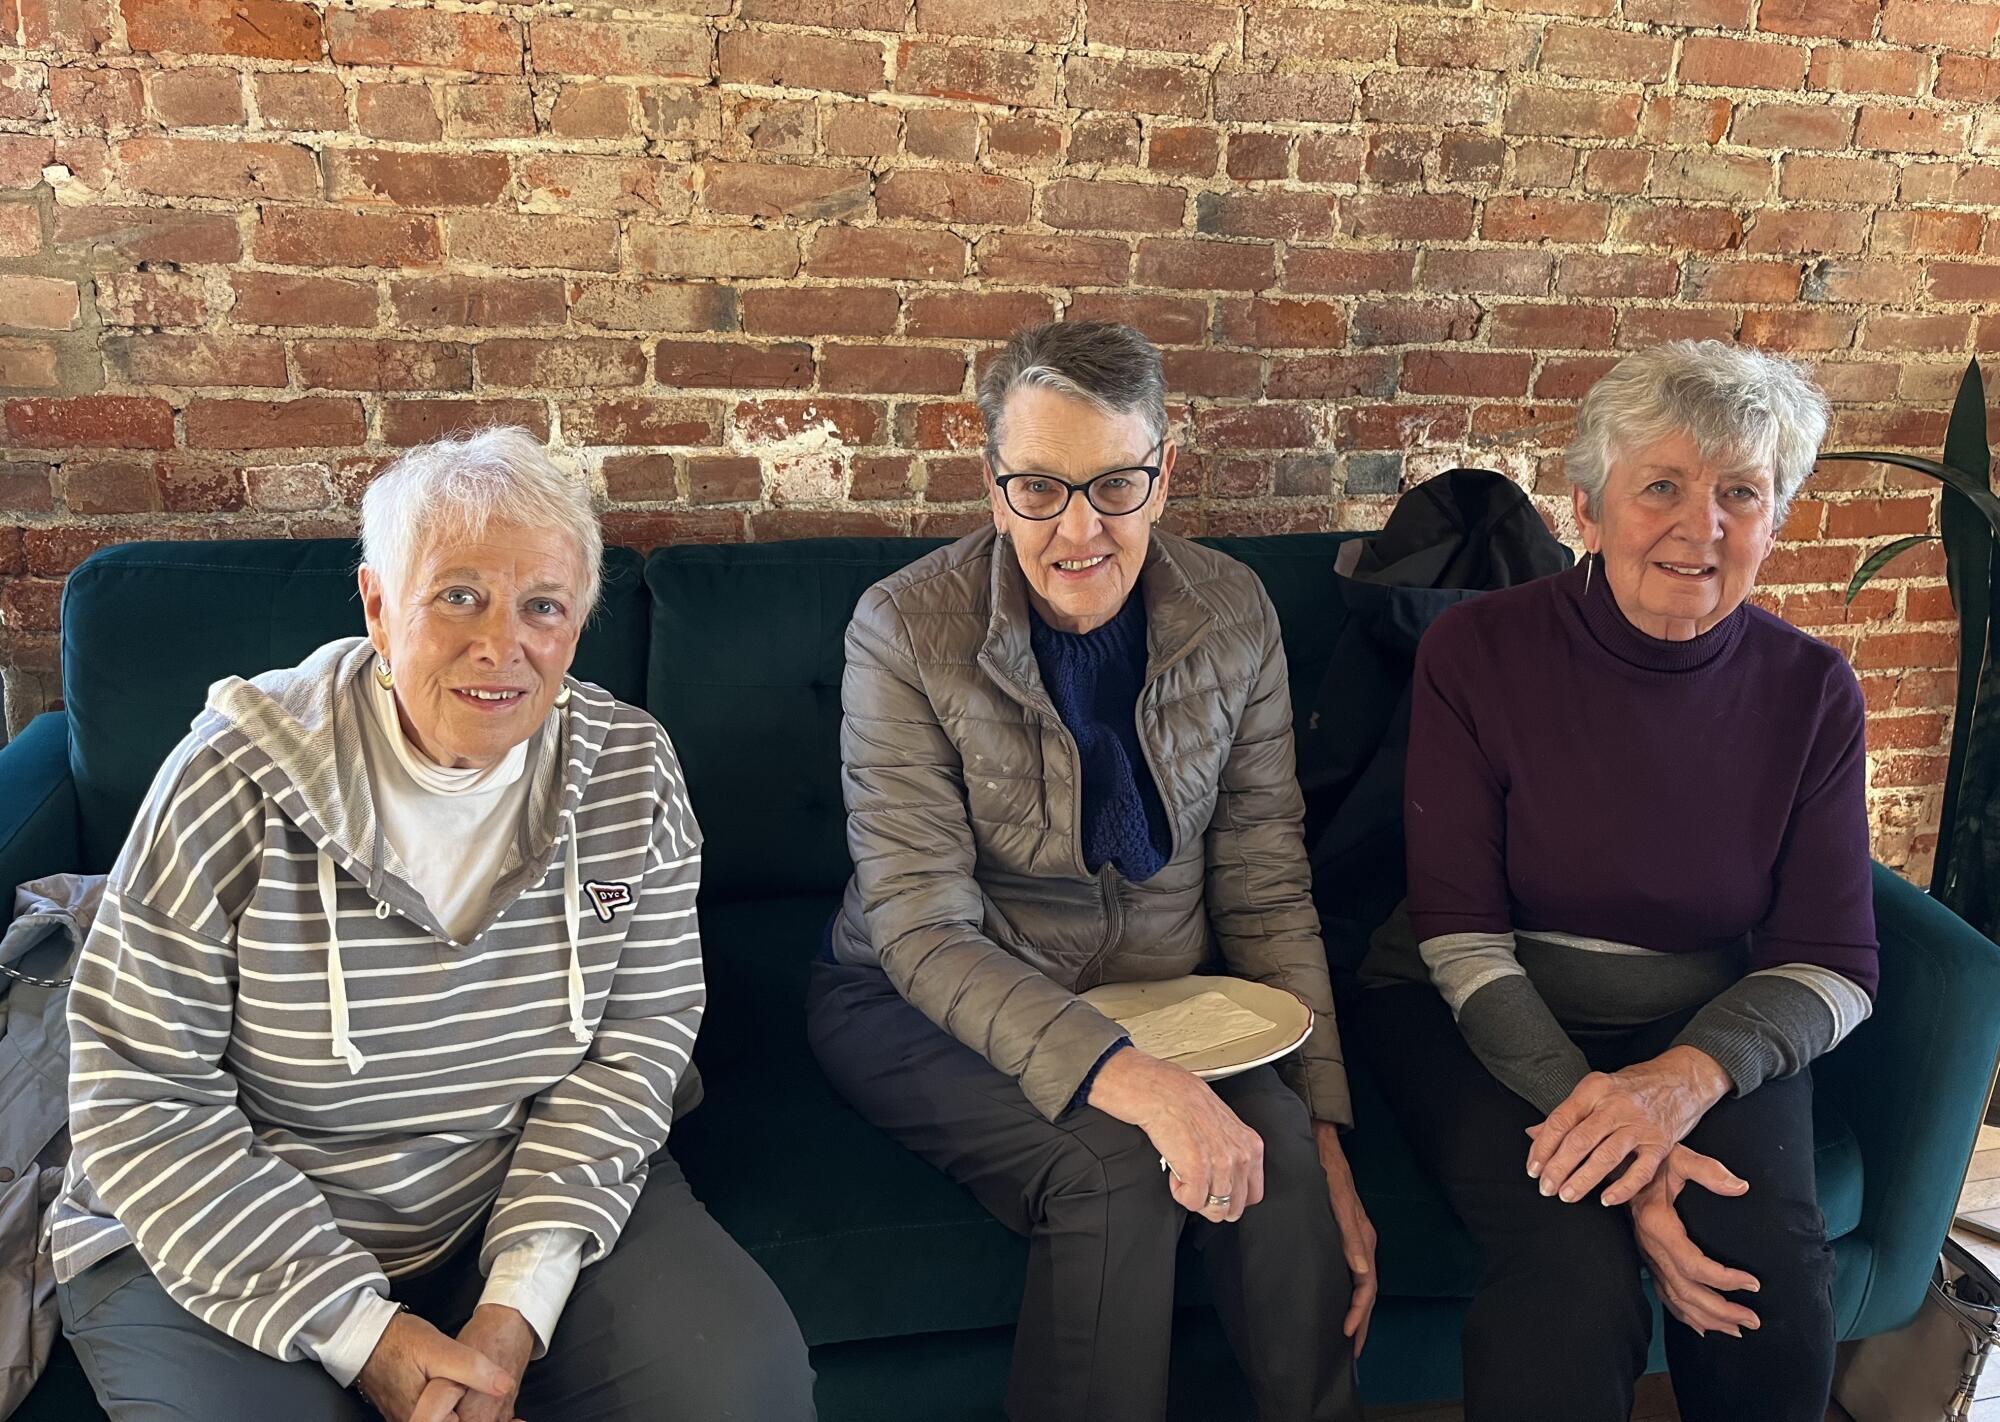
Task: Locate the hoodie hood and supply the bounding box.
[194,636,601,1072]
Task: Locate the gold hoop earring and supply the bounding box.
[554,683,572,709]
[373,657,394,690]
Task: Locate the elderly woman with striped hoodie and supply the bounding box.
[51,428,814,1422]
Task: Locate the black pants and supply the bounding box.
[1353,984,1832,1422]
[807,961,1363,1422]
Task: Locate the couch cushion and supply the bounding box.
[60,539,648,871]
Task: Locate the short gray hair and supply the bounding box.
[360,426,603,612]
[976,321,1169,455]
[1565,340,1831,522]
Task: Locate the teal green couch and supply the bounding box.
[9,536,2000,1419]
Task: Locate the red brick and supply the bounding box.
[254,207,440,268]
[900,109,978,161]
[1746,207,1869,253]
[330,8,523,73]
[561,398,721,447]
[117,136,315,200]
[445,215,618,272]
[1223,131,1287,182]
[1535,356,1622,399]
[1780,154,1897,202]
[1872,208,1985,255]
[61,459,160,513]
[185,397,363,450]
[719,29,884,97]
[1683,258,1803,302]
[1863,312,1971,352]
[529,19,710,79]
[1351,299,1480,347]
[254,72,347,131]
[849,454,915,500]
[1359,69,1501,127]
[1194,190,1336,243]
[603,509,746,548]
[293,339,470,392]
[894,41,1054,107]
[1881,0,2000,49]
[1041,178,1185,234]
[0,463,53,512]
[599,452,677,503]
[1397,16,1540,69]
[741,287,900,338]
[1618,307,1740,346]
[686,455,764,504]
[876,170,1030,226]
[22,0,116,53]
[50,66,141,128]
[1825,496,1939,539]
[1066,55,1208,117]
[1930,263,2000,302]
[1214,70,1355,124]
[387,276,563,330]
[1087,0,1237,54]
[1539,23,1674,81]
[1130,237,1273,292]
[1615,203,1747,252]
[807,227,966,281]
[0,276,75,330]
[1402,350,1533,397]
[1285,249,1418,296]
[1162,349,1261,399]
[1808,46,1925,96]
[1246,7,1393,62]
[1215,298,1347,350]
[1467,403,1575,446]
[1295,132,1366,186]
[1417,249,1555,296]
[893,401,980,451]
[988,112,1063,166]
[1585,150,1653,196]
[109,334,285,386]
[655,340,812,390]
[1680,36,1810,89]
[150,67,244,126]
[0,341,61,388]
[123,0,322,60]
[736,397,884,449]
[1440,133,1507,184]
[326,150,509,208]
[381,399,549,447]
[547,83,634,140]
[355,83,440,142]
[738,0,903,24]
[1731,101,1858,151]
[902,290,1053,341]
[1855,631,1956,673]
[915,0,1071,39]
[819,344,965,395]
[1759,0,1882,39]
[1190,404,1319,450]
[1650,151,1773,203]
[4,395,171,449]
[1511,142,1579,190]
[1559,253,1679,299]
[629,225,799,279]
[1065,293,1206,344]
[567,281,735,333]
[1856,107,1969,155]
[1481,195,1610,244]
[477,338,645,389]
[1341,404,1469,450]
[1488,303,1616,349]
[1936,55,2000,103]
[1503,87,1641,139]
[0,138,53,192]
[1345,193,1475,242]
[1739,308,1859,350]
[978,233,1129,286]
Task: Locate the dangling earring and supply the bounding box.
[373,656,394,690]
[1583,552,1595,596]
[554,682,572,709]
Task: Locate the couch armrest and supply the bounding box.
[0,712,80,896]
[1817,862,2000,1338]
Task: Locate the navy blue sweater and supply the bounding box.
[1029,592,1172,884]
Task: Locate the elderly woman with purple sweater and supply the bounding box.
[1356,341,1877,1422]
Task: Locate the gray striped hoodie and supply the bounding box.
[52,637,704,1366]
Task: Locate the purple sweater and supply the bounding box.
[1383,559,1878,1112]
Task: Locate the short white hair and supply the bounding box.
[1565,340,1831,523]
[360,426,602,611]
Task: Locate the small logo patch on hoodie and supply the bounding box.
[583,880,634,922]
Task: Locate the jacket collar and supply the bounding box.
[980,527,1216,706]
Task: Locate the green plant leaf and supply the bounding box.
[1846,535,1938,603]
[1934,361,1993,900]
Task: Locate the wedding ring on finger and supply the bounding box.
[1206,1193,1232,1208]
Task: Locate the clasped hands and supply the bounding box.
[355,1303,536,1422]
[1526,1047,1764,1338]
[1087,1046,1380,1354]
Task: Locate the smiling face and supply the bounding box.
[986,384,1174,635]
[359,520,588,769]
[1574,427,1779,642]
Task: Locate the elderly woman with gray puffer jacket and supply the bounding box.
[808,320,1374,1422]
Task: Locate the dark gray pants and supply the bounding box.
[56,1154,815,1422]
[807,961,1362,1422]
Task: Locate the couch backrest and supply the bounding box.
[61,539,650,871]
[646,532,1363,903]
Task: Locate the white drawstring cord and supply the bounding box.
[318,851,366,1074]
[562,815,589,1046]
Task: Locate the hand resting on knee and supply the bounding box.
[1629,1144,1760,1339]
[1087,1047,1263,1225]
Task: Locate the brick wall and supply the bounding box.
[3,0,1997,880]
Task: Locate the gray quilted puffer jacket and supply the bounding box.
[830,525,1351,1126]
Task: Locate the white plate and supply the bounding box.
[1079,975,1314,1082]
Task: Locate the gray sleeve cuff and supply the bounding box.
[1454,975,1594,1116]
[1672,966,1869,1095]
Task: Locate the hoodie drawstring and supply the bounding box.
[318,851,366,1074]
[561,815,589,1046]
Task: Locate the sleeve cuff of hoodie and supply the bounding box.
[302,1287,401,1388]
[479,1229,587,1358]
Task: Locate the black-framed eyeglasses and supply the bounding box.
[990,441,1165,521]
